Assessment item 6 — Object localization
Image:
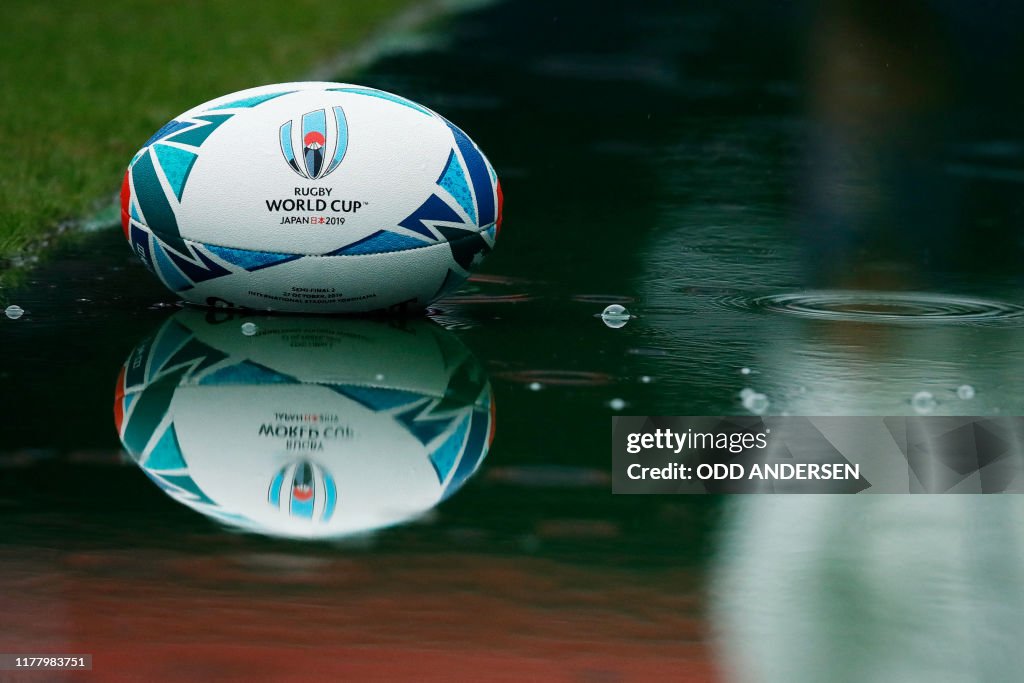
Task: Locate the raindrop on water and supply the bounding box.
[739,388,756,400]
[241,322,258,336]
[639,375,653,384]
[956,384,976,400]
[742,391,769,414]
[528,382,543,391]
[740,367,751,375]
[608,398,626,411]
[5,305,24,320]
[598,304,632,329]
[912,390,937,414]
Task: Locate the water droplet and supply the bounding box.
[5,305,24,320]
[739,388,756,400]
[241,322,258,336]
[598,304,632,329]
[608,398,626,411]
[528,382,543,391]
[639,375,653,384]
[912,390,937,414]
[740,367,751,375]
[956,384,976,400]
[742,391,769,414]
[374,373,385,381]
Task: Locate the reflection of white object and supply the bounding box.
[121,82,501,313]
[714,496,1024,683]
[741,391,769,414]
[599,303,632,329]
[114,311,494,538]
[912,390,937,414]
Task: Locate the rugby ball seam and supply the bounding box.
[127,219,496,258]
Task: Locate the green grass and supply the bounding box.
[0,0,421,267]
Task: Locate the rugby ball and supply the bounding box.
[120,82,503,313]
[113,311,495,538]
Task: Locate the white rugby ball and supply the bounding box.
[114,311,495,538]
[120,82,503,313]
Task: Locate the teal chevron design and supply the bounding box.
[210,90,294,110]
[145,424,187,471]
[122,366,188,458]
[132,149,187,253]
[152,240,193,292]
[142,119,192,147]
[443,407,490,498]
[165,114,233,147]
[153,144,198,201]
[428,415,470,483]
[328,87,434,117]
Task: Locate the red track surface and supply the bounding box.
[1,549,720,682]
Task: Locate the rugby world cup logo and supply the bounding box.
[279,106,348,180]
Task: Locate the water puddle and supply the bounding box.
[746,290,1024,326]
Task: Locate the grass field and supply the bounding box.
[0,0,422,269]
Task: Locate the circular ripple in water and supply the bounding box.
[750,291,1024,326]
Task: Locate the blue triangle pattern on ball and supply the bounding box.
[167,246,232,283]
[443,408,490,497]
[327,87,434,117]
[152,240,193,292]
[395,404,457,447]
[197,361,299,386]
[437,150,477,224]
[428,415,470,484]
[398,193,464,239]
[142,119,192,148]
[445,119,495,227]
[327,385,426,412]
[165,114,233,148]
[329,230,430,255]
[204,243,301,271]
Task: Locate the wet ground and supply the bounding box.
[4,0,1024,680]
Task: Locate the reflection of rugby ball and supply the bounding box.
[121,82,503,313]
[113,311,495,538]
